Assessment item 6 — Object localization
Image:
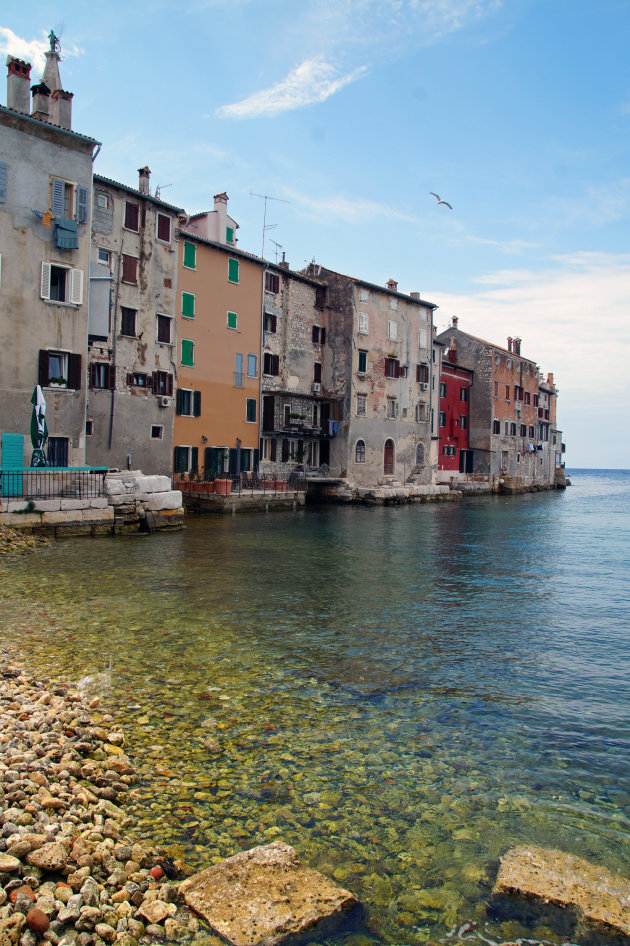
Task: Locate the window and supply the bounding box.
[156,213,171,243]
[415,403,427,422]
[514,385,523,401]
[533,394,539,407]
[265,272,279,294]
[505,385,510,400]
[246,398,257,423]
[122,255,138,285]
[120,307,137,337]
[124,202,139,231]
[524,391,531,406]
[460,387,469,402]
[492,420,501,434]
[313,363,322,383]
[151,425,163,439]
[127,372,148,387]
[312,326,326,344]
[504,422,509,435]
[358,350,367,374]
[235,353,243,387]
[182,292,195,319]
[50,177,85,220]
[97,248,110,266]
[510,422,517,436]
[529,425,535,438]
[181,339,195,367]
[227,311,238,330]
[359,287,370,302]
[494,381,499,397]
[385,357,400,379]
[89,363,114,389]
[157,314,172,344]
[387,397,398,419]
[85,420,93,436]
[263,353,279,375]
[228,258,239,283]
[264,312,277,334]
[439,411,446,427]
[520,424,527,436]
[39,350,82,390]
[358,311,369,335]
[183,242,196,269]
[460,415,468,430]
[48,437,69,467]
[226,225,235,244]
[152,371,173,396]
[176,389,201,417]
[416,364,429,384]
[355,439,366,462]
[384,438,394,474]
[40,262,83,305]
[357,394,367,416]
[247,354,258,377]
[387,320,398,341]
[442,445,456,456]
[96,193,108,209]
[439,382,447,397]
[418,329,427,349]
[315,286,326,309]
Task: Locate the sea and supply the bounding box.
[1,468,629,946]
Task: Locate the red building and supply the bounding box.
[438,343,473,476]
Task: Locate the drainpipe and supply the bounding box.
[108,240,124,450]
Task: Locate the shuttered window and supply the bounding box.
[0,161,7,203]
[263,353,279,376]
[156,213,171,243]
[227,311,238,329]
[226,226,234,244]
[387,320,398,341]
[183,242,196,269]
[246,398,257,423]
[182,292,195,318]
[358,350,367,373]
[40,263,83,304]
[265,272,279,293]
[89,363,115,389]
[124,202,139,231]
[121,255,138,284]
[228,258,239,283]
[51,178,66,216]
[152,371,173,396]
[76,186,89,223]
[358,312,369,335]
[181,339,194,367]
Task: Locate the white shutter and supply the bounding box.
[388,320,398,341]
[70,268,83,305]
[40,262,51,300]
[418,329,427,348]
[358,311,368,335]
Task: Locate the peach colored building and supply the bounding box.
[174,199,263,477]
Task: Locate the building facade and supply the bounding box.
[307,266,437,486]
[85,168,183,475]
[437,338,474,479]
[0,44,99,468]
[175,203,263,478]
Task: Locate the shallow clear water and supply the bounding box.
[1,469,629,945]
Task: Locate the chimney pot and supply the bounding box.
[138,166,151,195]
[386,279,398,291]
[410,291,420,300]
[51,88,73,129]
[31,81,51,120]
[6,56,31,113]
[507,336,513,352]
[513,337,521,355]
[452,316,458,328]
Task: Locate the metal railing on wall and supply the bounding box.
[0,467,108,500]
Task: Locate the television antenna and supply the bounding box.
[270,240,284,263]
[155,183,172,200]
[250,191,290,259]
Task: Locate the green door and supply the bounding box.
[1,433,24,497]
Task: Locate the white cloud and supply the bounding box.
[282,187,420,225]
[217,58,368,119]
[0,27,49,73]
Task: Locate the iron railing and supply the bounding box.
[175,473,308,496]
[0,467,108,500]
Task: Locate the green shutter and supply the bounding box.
[183,242,196,268]
[227,311,237,329]
[182,292,195,318]
[193,390,202,417]
[246,398,257,423]
[228,258,239,283]
[174,446,188,473]
[181,339,194,366]
[226,226,234,244]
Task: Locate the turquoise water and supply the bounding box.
[1,469,629,945]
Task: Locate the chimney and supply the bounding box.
[547,372,554,387]
[138,166,151,195]
[52,88,73,130]
[279,251,289,270]
[452,316,458,329]
[31,82,51,121]
[6,57,31,113]
[213,192,228,244]
[513,337,521,355]
[448,338,457,363]
[507,336,513,352]
[410,292,420,300]
[386,279,398,292]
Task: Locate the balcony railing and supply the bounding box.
[175,473,307,496]
[0,467,108,500]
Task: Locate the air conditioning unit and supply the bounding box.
[158,396,171,408]
[420,382,429,391]
[311,382,321,394]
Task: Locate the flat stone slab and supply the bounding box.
[179,842,358,946]
[494,845,630,937]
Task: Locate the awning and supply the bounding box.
[54,218,79,250]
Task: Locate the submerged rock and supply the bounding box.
[180,841,359,946]
[494,844,630,937]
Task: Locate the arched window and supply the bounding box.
[384,438,395,475]
[355,439,366,462]
[416,442,425,466]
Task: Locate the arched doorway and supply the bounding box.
[384,438,395,475]
[415,442,425,466]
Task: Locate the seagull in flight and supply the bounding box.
[430,192,453,210]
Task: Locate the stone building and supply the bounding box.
[175,201,263,478]
[436,319,564,488]
[260,261,339,477]
[305,266,437,486]
[437,337,474,480]
[85,168,183,475]
[0,39,100,468]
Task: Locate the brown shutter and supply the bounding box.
[167,373,173,396]
[126,372,134,386]
[152,371,158,394]
[68,353,82,390]
[321,327,326,344]
[270,439,277,461]
[107,365,115,389]
[39,350,49,387]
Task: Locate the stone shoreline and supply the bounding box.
[0,651,201,946]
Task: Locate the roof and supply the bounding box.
[310,264,438,309]
[0,104,100,146]
[436,326,537,365]
[94,174,184,213]
[177,228,266,265]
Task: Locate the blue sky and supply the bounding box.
[2,1,629,468]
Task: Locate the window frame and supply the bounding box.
[183,241,196,269]
[246,398,257,423]
[357,350,367,374]
[124,201,139,232]
[387,319,398,342]
[357,394,367,416]
[121,254,138,285]
[120,306,137,338]
[40,262,83,305]
[227,310,238,330]
[247,353,258,378]
[156,212,172,244]
[355,439,366,462]
[156,313,173,345]
[182,291,195,319]
[265,272,279,294]
[181,338,195,368]
[228,257,239,284]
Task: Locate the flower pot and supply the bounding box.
[215,478,231,495]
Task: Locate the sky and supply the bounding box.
[2,1,629,468]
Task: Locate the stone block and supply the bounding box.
[29,499,61,512]
[144,491,182,511]
[104,480,126,496]
[136,475,171,494]
[6,500,33,513]
[493,845,630,938]
[1,513,41,528]
[42,511,81,526]
[180,842,358,946]
[149,509,184,530]
[59,499,94,510]
[81,508,114,524]
[108,495,139,508]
